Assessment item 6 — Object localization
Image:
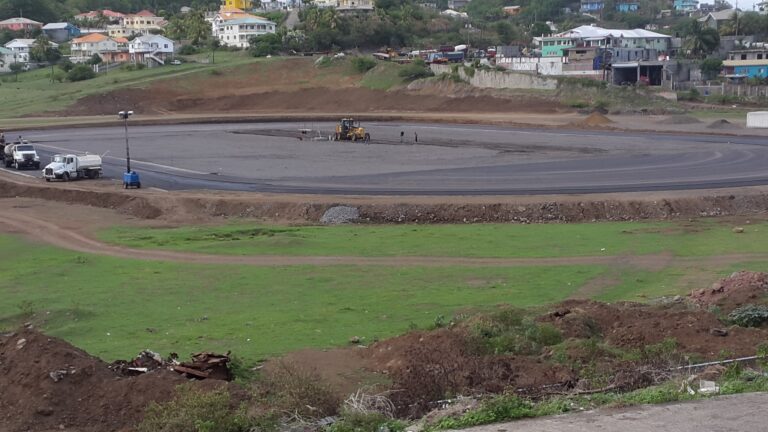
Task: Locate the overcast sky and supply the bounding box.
[729,0,762,10]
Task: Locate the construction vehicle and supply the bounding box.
[42,154,102,181]
[4,140,40,170]
[333,118,370,142]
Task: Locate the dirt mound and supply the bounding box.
[575,112,614,127]
[657,115,702,125]
[707,119,739,130]
[690,271,768,313]
[0,329,229,432]
[542,299,766,358]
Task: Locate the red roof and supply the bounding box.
[134,10,156,17]
[75,9,125,19]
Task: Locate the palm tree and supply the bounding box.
[684,20,720,58]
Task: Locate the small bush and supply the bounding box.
[256,361,340,419]
[178,45,199,55]
[729,304,768,327]
[329,412,405,432]
[66,64,96,82]
[433,394,535,430]
[136,62,147,70]
[138,384,252,432]
[50,70,65,83]
[58,58,74,72]
[565,99,589,108]
[398,59,434,81]
[463,65,475,78]
[558,77,607,89]
[350,56,377,73]
[209,68,222,76]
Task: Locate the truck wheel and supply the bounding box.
[45,178,50,182]
[34,163,40,169]
[63,172,70,182]
[137,182,141,189]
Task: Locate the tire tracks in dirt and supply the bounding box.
[0,209,766,270]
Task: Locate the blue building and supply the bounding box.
[580,0,604,13]
[42,23,81,43]
[723,60,768,79]
[673,0,698,12]
[616,2,639,12]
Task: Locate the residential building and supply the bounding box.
[337,0,375,12]
[3,39,59,63]
[314,0,338,7]
[42,23,81,43]
[616,1,640,12]
[74,10,125,24]
[503,6,521,16]
[759,1,768,14]
[441,9,469,18]
[70,33,118,62]
[217,16,277,48]
[698,9,738,30]
[673,0,698,12]
[536,26,671,57]
[728,49,768,61]
[447,0,471,9]
[222,0,253,9]
[101,37,131,63]
[699,3,717,13]
[0,17,43,32]
[723,59,768,78]
[0,47,13,72]
[108,10,167,38]
[129,34,175,65]
[580,0,605,13]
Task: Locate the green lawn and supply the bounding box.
[0,51,259,120]
[360,62,407,90]
[98,219,768,258]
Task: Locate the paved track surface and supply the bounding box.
[9,122,768,195]
[449,392,768,432]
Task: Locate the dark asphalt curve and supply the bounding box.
[11,122,768,195]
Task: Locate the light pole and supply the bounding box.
[118,110,140,188]
[118,110,133,172]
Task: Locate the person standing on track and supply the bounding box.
[400,130,404,143]
[414,132,418,143]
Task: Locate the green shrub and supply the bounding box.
[350,56,377,73]
[470,309,562,355]
[565,99,590,108]
[558,77,607,89]
[138,385,252,432]
[398,59,434,81]
[66,64,96,82]
[434,394,535,430]
[178,45,200,55]
[463,65,475,78]
[329,412,405,432]
[58,58,74,72]
[729,304,768,327]
[256,361,340,419]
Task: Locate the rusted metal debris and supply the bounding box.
[109,350,232,381]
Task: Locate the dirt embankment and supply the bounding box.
[0,329,232,432]
[3,174,768,225]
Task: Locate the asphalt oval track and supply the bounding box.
[12,121,768,195]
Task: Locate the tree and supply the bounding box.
[9,63,23,81]
[30,35,51,62]
[89,53,103,65]
[248,33,281,57]
[530,22,551,38]
[682,20,720,58]
[700,58,723,80]
[208,38,220,64]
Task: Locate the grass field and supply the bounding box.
[4,217,768,363]
[360,62,407,90]
[99,219,767,258]
[0,51,259,120]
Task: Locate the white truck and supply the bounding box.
[42,154,102,181]
[4,142,40,170]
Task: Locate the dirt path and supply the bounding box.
[0,207,766,269]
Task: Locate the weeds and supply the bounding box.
[470,308,562,355]
[728,304,768,327]
[138,384,252,432]
[256,361,340,419]
[350,56,377,73]
[329,412,405,432]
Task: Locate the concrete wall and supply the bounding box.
[430,64,558,90]
[498,57,564,75]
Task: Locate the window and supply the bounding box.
[164,44,168,48]
[742,54,747,60]
[759,54,764,60]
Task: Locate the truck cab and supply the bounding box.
[4,142,40,170]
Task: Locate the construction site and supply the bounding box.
[3,56,768,432]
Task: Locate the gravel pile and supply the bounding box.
[320,206,360,224]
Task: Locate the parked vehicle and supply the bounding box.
[42,154,102,181]
[4,141,40,170]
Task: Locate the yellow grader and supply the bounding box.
[333,118,370,142]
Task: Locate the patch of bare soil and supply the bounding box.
[707,119,739,130]
[581,112,615,126]
[657,115,702,125]
[0,329,232,432]
[689,271,768,314]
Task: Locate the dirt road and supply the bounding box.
[448,393,768,432]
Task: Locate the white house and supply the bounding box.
[70,33,118,61]
[217,16,276,48]
[0,47,13,72]
[3,39,59,63]
[128,34,175,65]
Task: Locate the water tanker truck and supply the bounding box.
[3,141,40,170]
[42,154,102,181]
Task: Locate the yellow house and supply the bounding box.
[222,0,253,9]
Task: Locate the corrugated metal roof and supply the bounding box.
[43,22,73,30]
[723,59,768,67]
[553,25,670,39]
[226,17,275,25]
